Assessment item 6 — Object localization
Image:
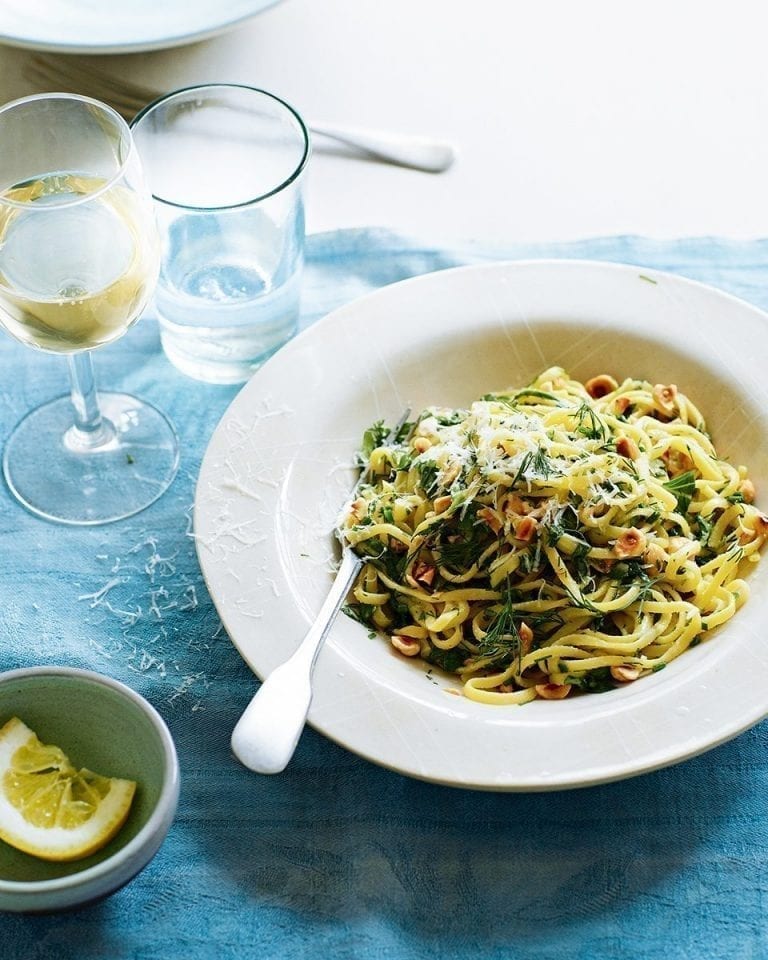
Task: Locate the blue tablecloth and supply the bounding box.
[3,230,768,959]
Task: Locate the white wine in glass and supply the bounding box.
[0,94,178,525]
[0,173,155,352]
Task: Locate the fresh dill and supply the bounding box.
[610,559,659,601]
[477,589,522,666]
[510,451,533,487]
[575,401,609,442]
[564,583,602,614]
[512,446,557,485]
[663,470,697,515]
[543,503,583,546]
[531,446,556,478]
[431,504,489,571]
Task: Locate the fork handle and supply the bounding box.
[310,122,456,173]
[230,549,363,774]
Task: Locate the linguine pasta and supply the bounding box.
[339,367,767,704]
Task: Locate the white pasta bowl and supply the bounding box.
[195,259,768,790]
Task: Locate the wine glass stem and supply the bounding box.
[66,352,115,450]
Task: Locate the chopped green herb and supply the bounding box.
[432,503,489,571]
[513,388,563,405]
[435,410,465,426]
[663,470,697,515]
[531,446,556,479]
[356,536,407,581]
[478,589,522,667]
[360,420,388,459]
[575,401,608,442]
[425,646,467,673]
[416,460,440,495]
[564,667,614,693]
[544,503,582,546]
[343,602,375,628]
[510,451,533,487]
[696,512,714,548]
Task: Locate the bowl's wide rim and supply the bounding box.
[193,256,768,791]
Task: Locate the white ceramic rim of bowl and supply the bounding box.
[0,666,180,902]
[194,257,768,791]
[0,0,285,54]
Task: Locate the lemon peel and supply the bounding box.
[0,717,136,862]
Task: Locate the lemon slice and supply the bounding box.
[0,717,136,862]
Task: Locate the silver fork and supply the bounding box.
[230,408,411,774]
[25,55,456,174]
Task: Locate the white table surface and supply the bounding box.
[2,0,768,246]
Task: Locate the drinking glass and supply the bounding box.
[0,93,179,525]
[130,84,310,384]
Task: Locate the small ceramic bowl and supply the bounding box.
[0,666,180,913]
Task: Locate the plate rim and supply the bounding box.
[0,0,282,54]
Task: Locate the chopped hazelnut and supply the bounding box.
[514,516,538,542]
[478,507,503,535]
[390,635,421,657]
[585,375,619,399]
[740,479,756,504]
[610,664,641,682]
[652,383,678,417]
[410,561,436,589]
[613,527,647,559]
[616,436,639,460]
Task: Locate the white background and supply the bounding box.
[2,0,768,245]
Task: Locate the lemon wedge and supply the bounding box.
[0,717,136,862]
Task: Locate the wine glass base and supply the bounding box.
[3,393,180,525]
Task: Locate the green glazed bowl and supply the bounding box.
[0,667,179,912]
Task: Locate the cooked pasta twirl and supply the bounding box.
[339,367,766,704]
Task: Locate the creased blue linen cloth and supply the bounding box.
[3,229,768,960]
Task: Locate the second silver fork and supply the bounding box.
[26,55,456,174]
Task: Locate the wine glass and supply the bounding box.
[0,93,179,525]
